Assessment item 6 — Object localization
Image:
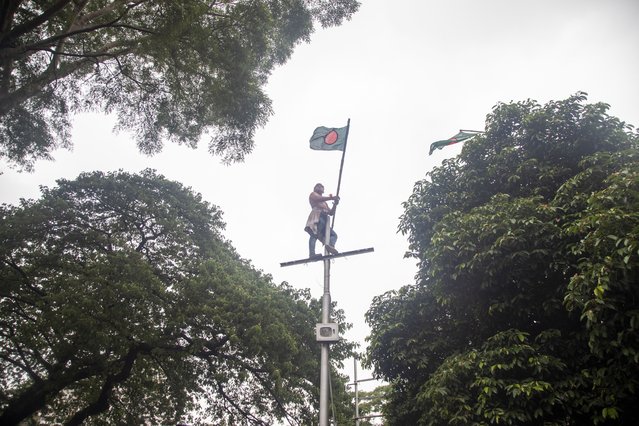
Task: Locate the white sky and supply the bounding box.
[1,0,638,390]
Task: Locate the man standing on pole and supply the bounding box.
[305,183,339,258]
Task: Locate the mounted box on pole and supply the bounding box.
[316,323,339,342]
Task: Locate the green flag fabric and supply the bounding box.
[310,126,348,151]
[429,131,479,155]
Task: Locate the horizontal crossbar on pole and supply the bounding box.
[280,247,374,267]
[347,377,378,386]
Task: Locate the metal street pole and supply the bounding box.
[319,222,332,426]
[354,356,360,426]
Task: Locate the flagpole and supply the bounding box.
[331,118,350,229]
[321,119,349,425]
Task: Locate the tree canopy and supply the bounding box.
[0,169,355,425]
[0,0,359,170]
[365,93,639,425]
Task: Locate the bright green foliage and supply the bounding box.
[417,329,593,426]
[0,169,355,424]
[0,0,359,170]
[356,384,390,425]
[365,93,639,425]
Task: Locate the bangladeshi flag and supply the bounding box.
[309,126,347,151]
[429,131,479,155]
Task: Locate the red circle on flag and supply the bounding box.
[324,130,338,145]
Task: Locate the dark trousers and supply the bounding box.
[309,213,337,255]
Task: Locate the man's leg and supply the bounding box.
[317,214,327,244]
[325,229,338,254]
[317,214,338,255]
[309,234,318,257]
[329,230,338,248]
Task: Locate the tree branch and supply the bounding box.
[0,351,42,383]
[50,0,90,71]
[0,55,84,114]
[0,16,146,61]
[245,364,301,426]
[214,375,269,426]
[2,259,46,297]
[0,0,21,35]
[14,343,45,382]
[0,357,107,425]
[0,43,134,115]
[0,0,75,46]
[0,0,20,94]
[210,349,300,425]
[73,0,150,28]
[65,343,150,426]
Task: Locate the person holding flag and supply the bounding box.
[304,122,349,258]
[304,183,339,258]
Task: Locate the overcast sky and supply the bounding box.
[2,0,638,388]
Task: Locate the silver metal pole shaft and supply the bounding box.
[319,222,332,426]
[354,356,360,426]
